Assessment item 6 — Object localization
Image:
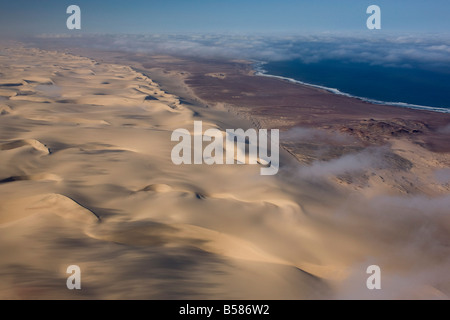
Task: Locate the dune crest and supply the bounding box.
[0,139,50,154]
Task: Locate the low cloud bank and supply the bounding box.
[34,33,450,70]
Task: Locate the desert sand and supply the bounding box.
[0,42,449,299]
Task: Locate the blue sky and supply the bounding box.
[0,0,449,35]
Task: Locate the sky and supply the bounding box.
[0,0,449,36]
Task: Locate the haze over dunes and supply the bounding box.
[0,43,449,299]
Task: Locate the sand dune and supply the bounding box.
[0,139,50,154]
[0,43,449,299]
[1,193,99,224]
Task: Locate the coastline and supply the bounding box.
[253,61,450,114]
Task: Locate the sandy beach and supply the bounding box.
[0,42,449,299]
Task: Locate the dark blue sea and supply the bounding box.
[257,59,450,113]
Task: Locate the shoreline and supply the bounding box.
[253,61,450,114]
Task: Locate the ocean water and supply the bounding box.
[257,59,450,113]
